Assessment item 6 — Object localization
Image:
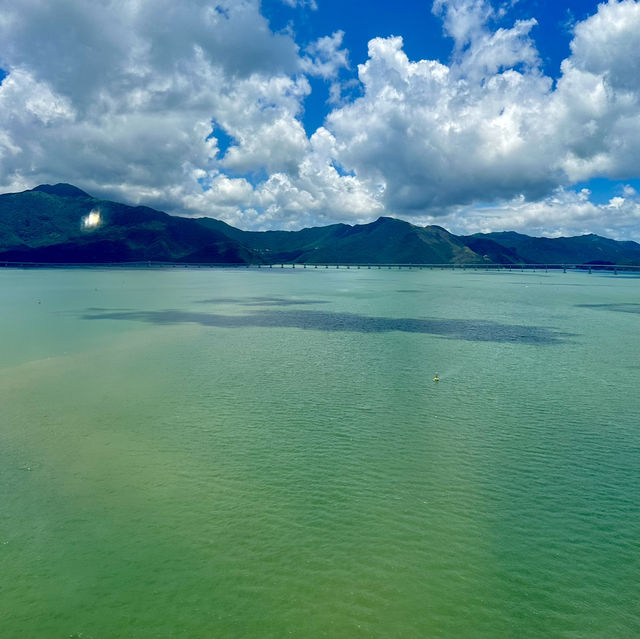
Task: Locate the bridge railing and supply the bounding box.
[0,261,638,272]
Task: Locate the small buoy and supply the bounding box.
[433,373,439,382]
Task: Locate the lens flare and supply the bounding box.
[82,209,101,230]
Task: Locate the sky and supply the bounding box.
[1,0,640,240]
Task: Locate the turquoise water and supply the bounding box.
[1,268,639,638]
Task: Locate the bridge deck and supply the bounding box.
[1,261,638,272]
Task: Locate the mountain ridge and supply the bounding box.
[1,184,639,265]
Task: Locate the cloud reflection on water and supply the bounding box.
[82,308,570,345]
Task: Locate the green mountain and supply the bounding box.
[1,183,639,265]
[464,231,640,265]
[0,184,255,263]
[197,216,480,264]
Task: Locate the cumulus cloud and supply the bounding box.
[325,31,559,213]
[1,0,640,239]
[569,0,640,92]
[216,74,312,175]
[0,0,309,206]
[183,126,383,230]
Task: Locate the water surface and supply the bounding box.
[1,268,638,638]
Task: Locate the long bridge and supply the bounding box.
[1,261,639,273]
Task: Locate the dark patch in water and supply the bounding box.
[82,308,570,344]
[396,289,422,294]
[196,296,328,306]
[577,303,640,314]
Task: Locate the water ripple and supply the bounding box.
[577,303,640,314]
[195,296,329,307]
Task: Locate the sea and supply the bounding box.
[1,266,638,638]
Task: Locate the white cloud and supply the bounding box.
[301,31,349,79]
[456,17,539,81]
[216,74,312,174]
[432,0,494,49]
[183,126,383,230]
[324,32,559,213]
[280,0,318,9]
[0,0,308,207]
[570,0,640,92]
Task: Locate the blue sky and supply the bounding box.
[1,0,640,239]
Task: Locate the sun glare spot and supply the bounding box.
[82,209,102,230]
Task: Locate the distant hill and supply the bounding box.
[463,231,640,265]
[1,183,639,265]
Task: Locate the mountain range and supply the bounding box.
[1,183,639,266]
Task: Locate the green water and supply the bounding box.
[1,268,639,638]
